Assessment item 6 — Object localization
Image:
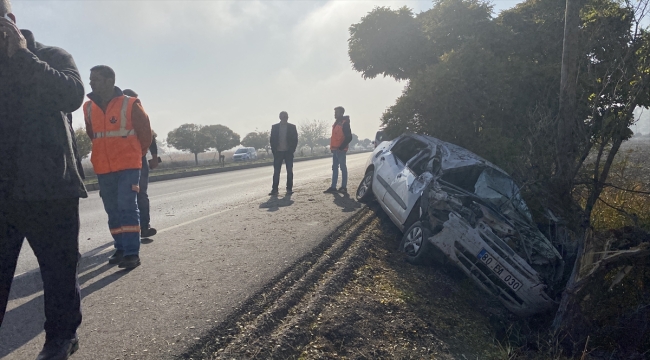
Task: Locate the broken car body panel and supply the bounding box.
[361,134,563,316]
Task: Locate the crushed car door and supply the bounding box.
[386,148,433,225]
[381,138,427,223]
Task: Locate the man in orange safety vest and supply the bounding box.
[84,65,152,269]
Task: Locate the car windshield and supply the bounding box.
[474,168,531,220]
[235,149,248,154]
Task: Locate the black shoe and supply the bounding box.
[108,250,124,265]
[323,187,337,193]
[141,227,157,237]
[119,255,141,269]
[269,189,279,196]
[36,335,79,360]
[338,187,348,194]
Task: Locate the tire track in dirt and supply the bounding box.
[181,207,377,359]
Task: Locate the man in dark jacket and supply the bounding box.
[0,3,86,359]
[269,111,298,195]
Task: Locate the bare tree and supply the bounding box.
[299,120,329,154]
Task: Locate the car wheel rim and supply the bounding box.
[357,174,372,198]
[404,226,422,256]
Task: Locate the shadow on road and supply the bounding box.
[259,193,294,212]
[331,193,361,213]
[0,245,130,358]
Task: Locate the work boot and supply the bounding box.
[338,187,348,194]
[119,255,141,269]
[269,189,279,196]
[141,227,157,237]
[108,250,124,265]
[36,334,79,360]
[323,187,337,193]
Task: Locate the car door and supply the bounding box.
[379,137,427,223]
[372,146,401,209]
[388,149,432,225]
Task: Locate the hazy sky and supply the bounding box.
[12,0,526,142]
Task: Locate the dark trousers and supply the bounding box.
[272,151,294,191]
[137,156,150,229]
[0,198,82,340]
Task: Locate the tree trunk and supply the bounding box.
[194,152,199,165]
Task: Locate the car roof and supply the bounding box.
[406,133,508,175]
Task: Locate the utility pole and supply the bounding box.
[552,0,584,331]
[556,0,583,193]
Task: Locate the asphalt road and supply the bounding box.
[1,153,370,360]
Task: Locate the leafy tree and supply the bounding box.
[74,127,92,160]
[361,138,372,147]
[350,0,650,334]
[167,124,213,165]
[203,124,241,159]
[299,120,329,154]
[349,133,359,148]
[241,131,270,154]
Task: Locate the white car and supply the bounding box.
[356,133,564,316]
[232,147,258,162]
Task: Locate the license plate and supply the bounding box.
[477,249,522,292]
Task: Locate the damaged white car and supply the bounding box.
[356,134,564,316]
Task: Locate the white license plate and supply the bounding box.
[477,249,522,292]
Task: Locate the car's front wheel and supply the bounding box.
[399,221,432,265]
[356,170,374,202]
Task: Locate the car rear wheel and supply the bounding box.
[356,170,374,202]
[400,221,432,265]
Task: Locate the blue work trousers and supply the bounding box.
[98,169,141,256]
[331,149,348,189]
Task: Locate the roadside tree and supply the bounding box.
[242,131,270,154]
[349,134,359,149]
[74,127,92,159]
[203,124,241,160]
[299,120,328,154]
[167,123,213,165]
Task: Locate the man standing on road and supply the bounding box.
[269,111,298,195]
[0,2,87,359]
[324,106,352,194]
[84,66,152,269]
[122,89,159,238]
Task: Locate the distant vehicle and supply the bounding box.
[355,133,564,316]
[232,147,258,162]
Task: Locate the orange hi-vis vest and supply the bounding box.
[84,96,142,175]
[330,118,349,151]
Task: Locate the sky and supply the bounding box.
[11,0,553,144]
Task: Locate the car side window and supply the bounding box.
[391,138,427,165]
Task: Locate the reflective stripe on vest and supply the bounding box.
[89,97,135,139]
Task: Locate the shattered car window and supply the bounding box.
[391,137,427,164]
[474,168,532,221]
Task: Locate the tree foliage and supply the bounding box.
[167,123,213,165]
[299,120,329,154]
[203,124,241,156]
[349,0,650,218]
[241,131,270,152]
[74,127,92,160]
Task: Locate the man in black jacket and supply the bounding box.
[269,111,298,195]
[0,3,86,359]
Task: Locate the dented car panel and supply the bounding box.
[360,134,563,316]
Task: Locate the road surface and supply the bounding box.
[1,153,370,359]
